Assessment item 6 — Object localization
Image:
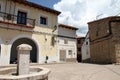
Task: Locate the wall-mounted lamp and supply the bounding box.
[44,35,47,41]
[51,35,57,46]
[52,25,57,32]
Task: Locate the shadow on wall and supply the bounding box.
[77,54,82,62]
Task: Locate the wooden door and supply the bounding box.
[60,50,66,61]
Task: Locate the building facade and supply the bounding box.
[88,16,120,64]
[81,32,90,62]
[76,37,85,62]
[0,0,60,65]
[57,24,78,62]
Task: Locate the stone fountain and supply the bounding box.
[0,44,50,80]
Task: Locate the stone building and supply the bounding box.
[81,32,90,62]
[88,16,120,64]
[76,37,85,62]
[57,24,78,62]
[0,0,60,65]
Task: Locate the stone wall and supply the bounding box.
[112,21,120,63]
[88,16,120,64]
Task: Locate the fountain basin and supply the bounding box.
[0,66,51,80]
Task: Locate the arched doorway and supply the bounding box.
[10,38,37,64]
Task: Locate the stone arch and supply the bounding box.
[8,34,40,64]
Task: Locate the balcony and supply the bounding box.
[0,12,35,28]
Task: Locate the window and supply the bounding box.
[96,26,100,36]
[68,50,72,55]
[96,30,99,36]
[86,42,88,45]
[17,11,27,25]
[64,39,68,44]
[40,16,47,25]
[68,50,72,58]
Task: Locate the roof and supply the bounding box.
[59,24,78,30]
[11,0,61,15]
[88,16,120,24]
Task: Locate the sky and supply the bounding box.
[29,0,60,9]
[29,0,120,36]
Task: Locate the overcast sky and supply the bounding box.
[54,0,120,36]
[29,0,120,36]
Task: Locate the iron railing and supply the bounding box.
[0,12,35,28]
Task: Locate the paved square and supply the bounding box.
[38,63,120,80]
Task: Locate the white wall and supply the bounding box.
[58,27,76,38]
[81,33,90,61]
[57,26,77,61]
[58,37,77,60]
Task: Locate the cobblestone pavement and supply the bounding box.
[37,63,120,80]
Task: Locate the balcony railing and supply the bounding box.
[0,12,35,28]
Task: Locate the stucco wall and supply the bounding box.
[0,0,58,34]
[0,23,58,65]
[58,27,76,38]
[0,0,59,65]
[81,34,90,62]
[57,37,77,61]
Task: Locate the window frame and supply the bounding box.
[17,11,27,25]
[64,38,68,44]
[68,50,72,55]
[40,16,48,25]
[68,50,73,58]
